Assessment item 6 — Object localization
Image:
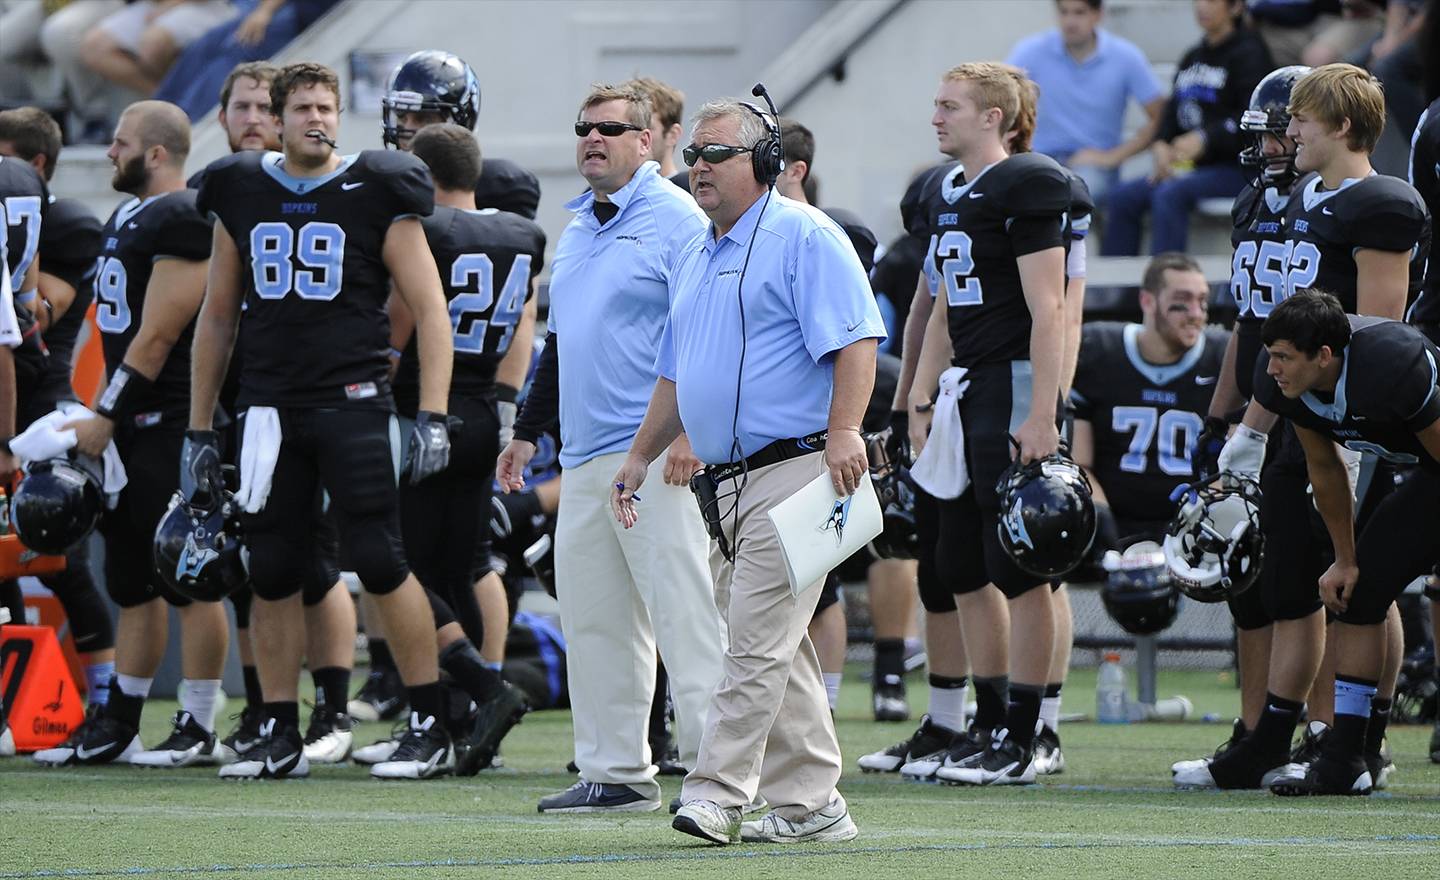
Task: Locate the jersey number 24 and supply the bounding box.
[449,253,530,355]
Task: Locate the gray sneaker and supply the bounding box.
[537,780,660,813]
[740,795,858,843]
[673,799,742,845]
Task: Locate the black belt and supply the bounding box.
[705,431,827,483]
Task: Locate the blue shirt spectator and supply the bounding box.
[658,193,885,464]
[1006,0,1164,199]
[549,160,706,468]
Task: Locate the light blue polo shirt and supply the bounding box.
[547,161,707,468]
[1006,28,1162,157]
[657,193,886,465]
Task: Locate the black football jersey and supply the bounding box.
[1254,316,1440,474]
[1281,173,1430,313]
[1071,322,1230,521]
[1,155,47,293]
[35,197,102,397]
[925,152,1070,366]
[196,149,434,410]
[1066,169,1093,253]
[1230,179,1306,400]
[474,157,541,220]
[1408,97,1440,324]
[94,189,213,421]
[392,205,546,415]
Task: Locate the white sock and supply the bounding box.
[1040,694,1061,732]
[180,679,223,732]
[823,673,843,710]
[115,674,153,700]
[928,684,968,734]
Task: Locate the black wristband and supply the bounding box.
[95,364,153,421]
[495,384,519,404]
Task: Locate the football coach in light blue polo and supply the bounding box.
[611,97,885,846]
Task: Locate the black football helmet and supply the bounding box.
[11,457,104,555]
[995,449,1097,578]
[153,489,247,602]
[1163,472,1264,603]
[1101,541,1180,636]
[865,429,918,561]
[1239,65,1311,188]
[382,50,480,147]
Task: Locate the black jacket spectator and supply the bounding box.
[1156,23,1274,166]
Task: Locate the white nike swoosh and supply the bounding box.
[266,752,299,773]
[75,742,116,760]
[1322,206,1333,215]
[1195,376,1217,385]
[968,192,984,199]
[341,182,364,191]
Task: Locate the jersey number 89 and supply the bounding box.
[449,253,531,355]
[251,221,346,300]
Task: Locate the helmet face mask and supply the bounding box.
[995,450,1097,579]
[866,430,919,561]
[381,50,480,148]
[1163,473,1264,603]
[11,457,105,556]
[1238,65,1311,190]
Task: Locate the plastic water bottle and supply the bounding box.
[1097,652,1129,724]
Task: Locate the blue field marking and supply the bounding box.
[5,834,1440,878]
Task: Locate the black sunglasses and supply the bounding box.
[574,120,643,137]
[682,143,752,167]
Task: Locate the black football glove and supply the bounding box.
[1192,416,1228,481]
[885,410,911,467]
[179,429,222,503]
[406,411,461,484]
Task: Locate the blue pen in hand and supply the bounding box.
[615,482,641,502]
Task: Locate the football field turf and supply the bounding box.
[4,667,1439,879]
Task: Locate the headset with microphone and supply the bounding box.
[741,84,784,185]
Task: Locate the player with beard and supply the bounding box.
[1408,93,1440,763]
[0,107,115,721]
[186,62,359,768]
[1253,292,1440,796]
[907,62,1069,787]
[1182,63,1428,790]
[191,63,456,781]
[33,101,232,769]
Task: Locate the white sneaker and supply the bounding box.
[672,800,741,845]
[216,718,309,780]
[301,706,354,764]
[0,725,14,757]
[370,713,452,780]
[740,795,857,843]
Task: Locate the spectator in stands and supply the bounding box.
[0,1,123,142]
[78,1,236,106]
[1249,0,1344,66]
[1299,1,1386,67]
[1364,0,1427,137]
[155,0,342,121]
[1005,0,1165,200]
[1102,0,1273,255]
[628,77,685,180]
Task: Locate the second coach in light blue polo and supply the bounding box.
[500,82,723,815]
[611,98,884,845]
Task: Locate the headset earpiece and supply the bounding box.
[741,89,784,186]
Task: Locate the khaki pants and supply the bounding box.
[682,452,842,819]
[554,451,724,800]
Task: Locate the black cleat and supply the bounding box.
[936,729,1036,785]
[1175,738,1289,790]
[653,734,687,777]
[348,668,408,722]
[1430,718,1440,765]
[33,707,142,766]
[1270,754,1372,796]
[371,713,452,779]
[857,714,957,773]
[455,682,529,777]
[1289,720,1329,767]
[872,676,911,722]
[219,705,267,764]
[302,703,354,764]
[130,711,218,767]
[218,718,309,780]
[1033,725,1065,775]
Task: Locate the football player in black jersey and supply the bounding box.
[382,50,542,220]
[33,101,232,769]
[1178,66,1314,782]
[1072,254,1227,538]
[394,122,539,773]
[0,144,44,456]
[907,62,1068,786]
[187,62,360,768]
[0,107,116,719]
[1252,292,1440,795]
[191,63,456,780]
[1192,63,1425,789]
[1407,93,1440,763]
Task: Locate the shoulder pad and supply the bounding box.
[1341,176,1427,252]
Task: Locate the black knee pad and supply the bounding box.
[914,489,955,613]
[346,514,409,596]
[814,573,843,615]
[1227,579,1272,631]
[1258,447,1326,623]
[427,587,457,630]
[302,513,342,606]
[40,546,114,653]
[246,532,308,602]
